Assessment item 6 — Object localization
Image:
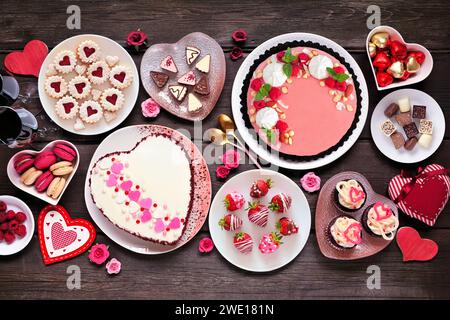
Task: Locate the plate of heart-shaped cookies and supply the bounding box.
[140,32,226,121]
[316,171,399,260]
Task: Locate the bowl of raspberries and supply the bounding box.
[0,195,34,255]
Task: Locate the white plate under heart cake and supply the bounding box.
[89,131,194,245]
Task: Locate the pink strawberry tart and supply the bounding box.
[242,43,362,159]
[89,132,194,245]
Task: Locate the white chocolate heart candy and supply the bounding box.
[106,55,119,67]
[75,64,86,75]
[73,118,85,131]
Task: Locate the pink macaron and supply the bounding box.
[34,151,57,170]
[13,153,35,174]
[34,171,54,192]
[53,143,77,162]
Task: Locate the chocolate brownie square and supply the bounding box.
[412,105,426,119]
[403,122,419,139]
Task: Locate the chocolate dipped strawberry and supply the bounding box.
[218,213,243,232]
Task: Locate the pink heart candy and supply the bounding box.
[141,210,152,223]
[128,190,141,202]
[169,217,181,229]
[139,198,152,209]
[154,218,165,233]
[120,180,133,191]
[106,174,118,187]
[111,162,124,174]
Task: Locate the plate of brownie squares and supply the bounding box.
[371,89,445,163]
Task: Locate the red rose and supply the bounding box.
[250,78,264,91]
[231,29,248,43]
[253,100,265,111]
[216,166,230,179]
[230,47,243,61]
[127,30,148,46]
[269,87,282,101]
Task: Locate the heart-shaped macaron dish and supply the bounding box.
[316,171,399,260]
[366,26,433,91]
[140,32,226,121]
[7,140,79,205]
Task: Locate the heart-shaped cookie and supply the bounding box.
[396,227,438,262]
[316,171,399,260]
[140,32,226,121]
[366,26,433,91]
[38,205,96,265]
[4,40,49,77]
[6,140,80,205]
[388,164,449,226]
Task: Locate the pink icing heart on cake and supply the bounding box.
[120,180,133,191]
[128,190,141,202]
[106,174,118,187]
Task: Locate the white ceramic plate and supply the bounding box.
[371,89,445,163]
[38,34,139,135]
[84,125,211,254]
[231,33,369,170]
[7,140,80,205]
[0,195,34,255]
[209,169,311,272]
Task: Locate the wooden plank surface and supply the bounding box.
[0,0,449,300]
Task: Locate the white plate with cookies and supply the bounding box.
[371,89,445,163]
[38,34,139,135]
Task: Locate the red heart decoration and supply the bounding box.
[106,94,118,105]
[87,106,98,117]
[92,67,103,77]
[4,40,48,77]
[83,47,95,57]
[114,72,126,83]
[75,82,86,94]
[396,227,438,262]
[59,55,70,66]
[63,102,74,114]
[388,164,450,226]
[50,81,61,93]
[38,205,96,265]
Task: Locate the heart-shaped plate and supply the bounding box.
[316,171,398,260]
[366,25,433,91]
[7,140,80,205]
[140,32,226,121]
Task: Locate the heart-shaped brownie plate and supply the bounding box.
[316,171,398,260]
[366,25,433,91]
[140,32,226,121]
[7,140,80,205]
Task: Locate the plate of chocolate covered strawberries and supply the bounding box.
[208,169,311,272]
[371,88,445,163]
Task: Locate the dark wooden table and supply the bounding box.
[1,0,449,299]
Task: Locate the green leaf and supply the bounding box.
[255,83,271,101]
[263,128,275,143]
[282,47,296,63]
[283,63,292,78]
[326,67,349,83]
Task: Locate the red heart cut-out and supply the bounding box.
[396,227,438,262]
[87,106,98,117]
[114,72,126,83]
[4,40,48,77]
[63,102,74,114]
[75,82,86,94]
[92,67,103,77]
[50,81,61,93]
[59,56,70,66]
[83,47,95,57]
[106,94,118,105]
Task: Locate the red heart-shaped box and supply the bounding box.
[38,205,96,265]
[388,164,449,226]
[4,40,48,77]
[396,227,438,262]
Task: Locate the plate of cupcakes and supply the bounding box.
[38,34,139,135]
[209,169,311,272]
[315,172,399,260]
[371,88,445,163]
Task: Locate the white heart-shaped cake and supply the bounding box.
[89,133,193,245]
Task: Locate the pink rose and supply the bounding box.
[216,165,230,179]
[106,258,122,275]
[126,30,148,46]
[88,243,110,265]
[199,237,214,253]
[221,150,240,169]
[300,172,321,192]
[141,98,160,118]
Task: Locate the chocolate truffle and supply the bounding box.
[390,132,405,149]
[403,122,419,139]
[419,119,433,135]
[380,119,396,137]
[412,105,426,119]
[404,137,418,151]
[384,103,399,117]
[395,112,412,126]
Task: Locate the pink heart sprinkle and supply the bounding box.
[120,180,133,191]
[106,174,118,187]
[111,162,124,174]
[128,190,141,202]
[139,198,152,209]
[141,210,152,223]
[169,217,181,229]
[154,218,165,233]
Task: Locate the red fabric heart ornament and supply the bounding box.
[38,205,96,265]
[396,227,438,262]
[4,40,48,77]
[388,164,449,226]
